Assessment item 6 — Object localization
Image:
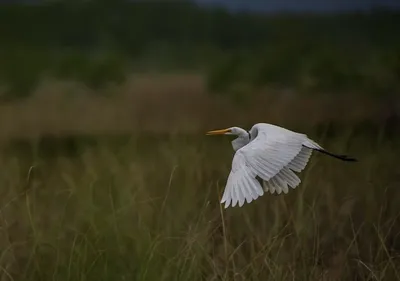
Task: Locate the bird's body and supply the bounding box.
[206,123,356,208]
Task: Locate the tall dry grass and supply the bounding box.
[0,120,399,280]
[0,74,399,280]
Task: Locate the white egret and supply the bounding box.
[206,123,356,208]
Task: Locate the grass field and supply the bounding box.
[0,75,400,280]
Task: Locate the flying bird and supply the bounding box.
[206,123,356,208]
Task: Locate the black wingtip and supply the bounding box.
[316,149,358,162]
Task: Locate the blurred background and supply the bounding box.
[0,1,400,280]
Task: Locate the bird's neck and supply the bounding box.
[231,133,250,151]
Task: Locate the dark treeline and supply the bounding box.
[0,1,400,99]
[2,1,399,51]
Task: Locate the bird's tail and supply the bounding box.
[303,138,357,162]
[315,149,357,162]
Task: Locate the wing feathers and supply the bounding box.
[220,124,322,208]
[287,146,313,173]
[247,139,302,181]
[221,163,264,208]
[280,167,301,188]
[263,167,301,195]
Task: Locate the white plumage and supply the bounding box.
[206,123,356,208]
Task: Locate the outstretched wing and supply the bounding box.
[220,152,265,208]
[262,145,313,195]
[221,126,313,208]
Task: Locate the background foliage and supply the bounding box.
[0,1,399,99]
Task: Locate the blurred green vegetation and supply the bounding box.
[0,1,399,99]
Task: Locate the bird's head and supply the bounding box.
[206,127,248,136]
[206,126,251,151]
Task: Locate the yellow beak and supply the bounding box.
[206,128,231,135]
